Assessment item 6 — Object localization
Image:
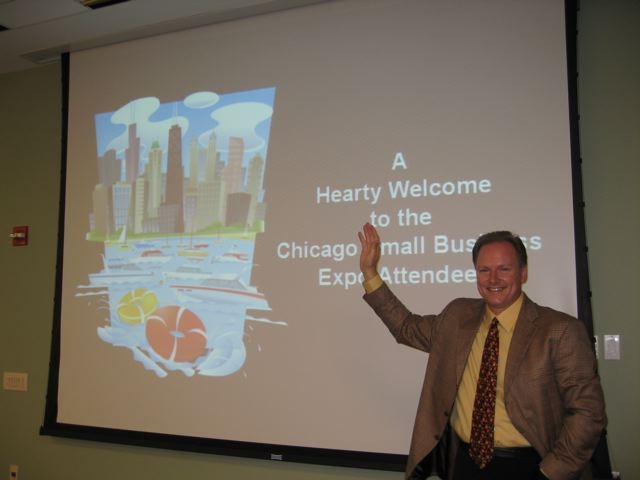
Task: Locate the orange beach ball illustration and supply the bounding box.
[145,305,208,363]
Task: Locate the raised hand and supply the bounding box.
[357,222,381,281]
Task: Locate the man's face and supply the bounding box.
[475,241,528,315]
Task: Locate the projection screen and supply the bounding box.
[43,0,582,470]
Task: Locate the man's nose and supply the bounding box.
[489,269,499,283]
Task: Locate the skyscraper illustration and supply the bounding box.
[125,123,140,184]
[165,124,184,232]
[224,136,244,195]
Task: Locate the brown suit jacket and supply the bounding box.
[364,284,606,480]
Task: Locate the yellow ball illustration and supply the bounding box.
[116,289,158,325]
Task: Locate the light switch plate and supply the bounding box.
[603,335,621,360]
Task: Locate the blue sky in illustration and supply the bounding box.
[94,87,276,174]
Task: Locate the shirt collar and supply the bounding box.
[484,293,524,333]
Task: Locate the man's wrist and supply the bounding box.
[362,274,383,294]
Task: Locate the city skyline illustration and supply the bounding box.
[90,87,275,239]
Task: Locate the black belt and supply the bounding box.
[460,442,539,460]
[493,446,539,460]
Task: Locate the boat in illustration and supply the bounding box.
[168,273,270,311]
[212,250,250,264]
[177,249,208,258]
[162,264,219,281]
[89,254,155,285]
[129,249,172,265]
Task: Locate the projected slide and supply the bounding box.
[79,88,279,378]
[50,0,579,465]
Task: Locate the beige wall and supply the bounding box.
[0,1,638,478]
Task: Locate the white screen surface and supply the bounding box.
[53,0,576,463]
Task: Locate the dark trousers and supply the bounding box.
[453,442,542,480]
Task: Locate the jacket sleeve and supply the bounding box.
[363,282,440,352]
[538,315,607,480]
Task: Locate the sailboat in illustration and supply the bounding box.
[117,225,132,250]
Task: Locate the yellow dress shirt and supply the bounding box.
[451,294,531,447]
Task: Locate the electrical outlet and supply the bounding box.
[9,464,18,480]
[3,372,28,391]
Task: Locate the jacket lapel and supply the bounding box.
[504,295,538,394]
[455,301,485,383]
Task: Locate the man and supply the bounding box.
[358,223,606,480]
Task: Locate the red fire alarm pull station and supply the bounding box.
[10,225,29,246]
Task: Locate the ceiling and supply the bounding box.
[0,0,329,75]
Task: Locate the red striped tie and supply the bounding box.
[469,318,499,469]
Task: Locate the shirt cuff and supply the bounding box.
[363,274,383,294]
